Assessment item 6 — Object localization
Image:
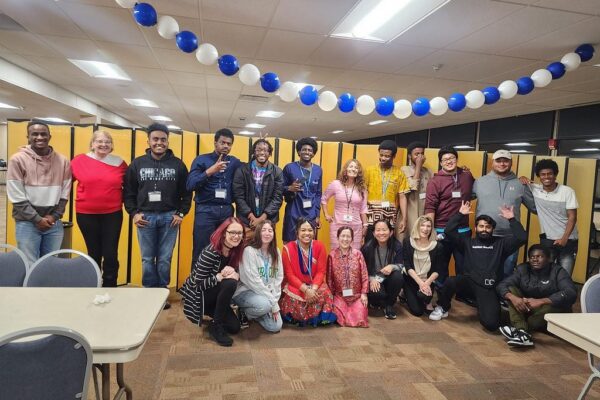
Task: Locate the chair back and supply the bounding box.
[0,244,29,287]
[581,273,600,313]
[0,327,92,400]
[24,249,101,287]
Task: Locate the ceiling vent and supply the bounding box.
[238,94,270,103]
[0,13,26,31]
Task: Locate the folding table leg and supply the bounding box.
[116,363,133,400]
[101,364,111,400]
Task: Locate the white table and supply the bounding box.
[0,287,168,400]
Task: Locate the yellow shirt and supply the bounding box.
[364,165,410,205]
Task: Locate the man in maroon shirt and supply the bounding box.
[425,147,475,283]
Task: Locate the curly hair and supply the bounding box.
[534,159,559,176]
[337,159,366,198]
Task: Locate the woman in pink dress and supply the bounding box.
[322,159,368,250]
[327,226,369,327]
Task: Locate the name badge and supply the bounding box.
[419,192,426,200]
[381,201,391,208]
[148,191,161,202]
[343,214,353,222]
[215,188,227,199]
[451,191,461,198]
[342,288,354,297]
[303,199,312,209]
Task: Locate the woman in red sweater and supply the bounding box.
[71,130,127,287]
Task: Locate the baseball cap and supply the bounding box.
[492,149,512,160]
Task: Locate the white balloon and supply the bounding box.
[115,0,136,8]
[465,90,485,109]
[531,68,552,88]
[318,91,337,112]
[393,99,412,119]
[498,80,518,99]
[279,81,299,102]
[561,52,581,72]
[195,43,219,66]
[239,64,260,86]
[429,97,448,116]
[356,95,375,115]
[157,16,179,40]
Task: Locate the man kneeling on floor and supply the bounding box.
[429,201,527,331]
[496,244,577,347]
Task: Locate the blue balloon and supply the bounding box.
[299,85,318,106]
[517,76,534,95]
[412,97,430,117]
[375,97,394,116]
[338,93,356,113]
[483,86,500,105]
[547,62,566,79]
[175,31,198,53]
[260,72,280,93]
[575,43,595,62]
[133,3,157,27]
[218,55,239,76]
[448,93,466,112]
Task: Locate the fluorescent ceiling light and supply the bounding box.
[69,59,131,81]
[295,83,324,91]
[454,145,473,149]
[505,142,534,146]
[167,125,181,130]
[36,117,69,123]
[256,110,284,118]
[331,130,344,134]
[572,148,600,152]
[368,120,387,125]
[331,0,450,43]
[310,136,318,139]
[0,102,19,109]
[245,123,265,129]
[124,98,158,108]
[510,150,530,153]
[239,130,255,135]
[594,64,600,67]
[149,115,172,122]
[586,139,600,142]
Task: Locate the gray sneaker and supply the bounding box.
[429,306,448,321]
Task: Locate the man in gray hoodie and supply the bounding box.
[473,149,536,279]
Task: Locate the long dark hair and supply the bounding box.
[361,220,397,273]
[209,217,245,268]
[249,220,279,269]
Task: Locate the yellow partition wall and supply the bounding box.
[566,158,597,283]
[276,138,293,244]
[318,141,341,250]
[129,130,149,286]
[177,131,198,288]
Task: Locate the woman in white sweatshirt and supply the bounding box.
[233,220,284,332]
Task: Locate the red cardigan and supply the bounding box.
[282,240,327,299]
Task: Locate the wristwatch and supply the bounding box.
[176,212,184,218]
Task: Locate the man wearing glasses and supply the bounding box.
[425,147,475,283]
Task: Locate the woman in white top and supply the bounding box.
[233,220,283,332]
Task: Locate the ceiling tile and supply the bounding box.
[201,0,279,27]
[2,0,87,38]
[270,0,358,35]
[353,43,437,73]
[307,37,380,69]
[257,30,326,64]
[202,21,266,58]
[96,41,161,68]
[0,31,57,57]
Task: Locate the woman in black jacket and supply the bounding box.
[403,216,444,316]
[496,244,577,347]
[361,220,404,320]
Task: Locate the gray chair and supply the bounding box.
[0,244,29,286]
[579,273,600,400]
[24,249,101,287]
[0,326,92,400]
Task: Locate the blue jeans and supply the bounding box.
[192,205,233,262]
[136,211,179,288]
[233,290,282,332]
[15,220,64,265]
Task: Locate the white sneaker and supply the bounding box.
[429,306,448,321]
[508,329,534,347]
[499,325,518,340]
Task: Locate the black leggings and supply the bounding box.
[76,211,123,287]
[368,270,404,307]
[203,279,240,334]
[403,277,434,317]
[437,275,500,332]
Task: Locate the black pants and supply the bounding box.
[368,270,404,307]
[437,275,500,332]
[403,277,434,317]
[76,211,123,287]
[438,231,470,282]
[203,279,240,334]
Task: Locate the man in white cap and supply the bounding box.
[472,149,536,279]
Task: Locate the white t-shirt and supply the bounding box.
[531,183,578,240]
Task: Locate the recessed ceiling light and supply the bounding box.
[310,136,318,139]
[0,102,19,109]
[331,130,344,134]
[586,139,600,142]
[68,59,131,81]
[572,148,600,152]
[505,142,534,146]
[239,130,255,135]
[510,150,530,153]
[167,125,181,130]
[256,110,284,118]
[295,83,324,91]
[454,145,473,149]
[149,115,172,122]
[245,123,265,129]
[368,120,387,125]
[331,0,450,43]
[124,98,158,108]
[35,117,70,123]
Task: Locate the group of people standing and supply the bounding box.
[7,121,580,348]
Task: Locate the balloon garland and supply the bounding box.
[121,1,596,120]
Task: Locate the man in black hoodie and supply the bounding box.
[429,201,527,331]
[124,123,192,307]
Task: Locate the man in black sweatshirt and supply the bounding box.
[429,201,527,331]
[124,123,192,307]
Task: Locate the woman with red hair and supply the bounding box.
[180,217,245,347]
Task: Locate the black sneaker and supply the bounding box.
[238,310,249,329]
[207,321,233,347]
[499,299,509,311]
[499,325,518,340]
[163,301,171,310]
[384,305,397,320]
[507,329,534,347]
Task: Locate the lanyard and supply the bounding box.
[296,240,313,279]
[380,167,392,200]
[258,249,271,284]
[338,248,352,289]
[296,162,313,196]
[344,184,355,211]
[217,153,228,189]
[452,172,458,189]
[376,245,389,271]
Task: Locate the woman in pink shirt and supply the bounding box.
[322,159,368,250]
[71,130,127,287]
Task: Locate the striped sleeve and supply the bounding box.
[191,248,222,291]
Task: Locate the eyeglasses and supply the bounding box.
[94,140,112,145]
[441,156,457,163]
[226,230,244,237]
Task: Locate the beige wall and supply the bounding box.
[0,124,7,161]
